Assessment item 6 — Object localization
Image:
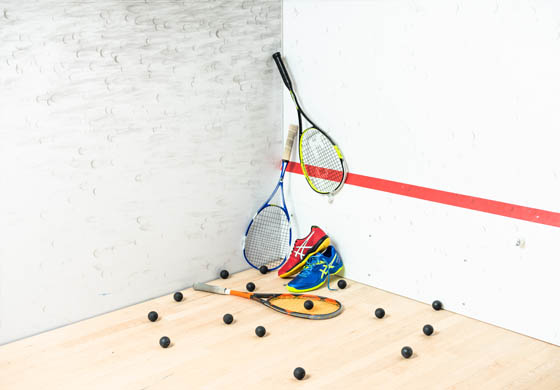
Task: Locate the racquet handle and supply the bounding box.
[282,124,298,161]
[272,52,293,90]
[193,282,229,295]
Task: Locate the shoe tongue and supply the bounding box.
[303,258,317,269]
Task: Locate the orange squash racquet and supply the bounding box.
[193,282,342,320]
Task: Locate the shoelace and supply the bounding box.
[326,263,337,291]
[299,258,325,278]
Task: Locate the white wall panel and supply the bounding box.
[283,0,560,345]
[0,0,281,344]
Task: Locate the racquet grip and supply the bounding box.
[230,290,252,299]
[272,52,293,90]
[282,124,298,161]
[193,282,229,295]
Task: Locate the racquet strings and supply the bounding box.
[268,295,341,316]
[300,128,344,193]
[244,205,290,269]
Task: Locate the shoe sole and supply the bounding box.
[278,236,331,278]
[286,265,344,293]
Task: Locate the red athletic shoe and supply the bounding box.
[278,226,330,278]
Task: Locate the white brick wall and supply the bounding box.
[0,0,281,344]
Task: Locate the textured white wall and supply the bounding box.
[283,0,560,345]
[0,0,280,344]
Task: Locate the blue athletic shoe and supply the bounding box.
[286,246,344,293]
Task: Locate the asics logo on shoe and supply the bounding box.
[293,231,315,259]
[320,256,338,278]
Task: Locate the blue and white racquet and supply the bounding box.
[243,124,298,271]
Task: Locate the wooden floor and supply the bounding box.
[1,270,559,390]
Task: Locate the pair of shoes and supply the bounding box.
[277,226,344,293]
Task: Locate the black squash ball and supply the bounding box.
[246,282,256,292]
[259,265,268,274]
[337,279,347,289]
[423,324,434,336]
[148,311,158,322]
[220,270,229,279]
[173,292,183,302]
[374,308,385,319]
[401,346,413,358]
[304,300,314,310]
[293,367,306,380]
[432,300,443,311]
[223,313,234,325]
[159,336,171,348]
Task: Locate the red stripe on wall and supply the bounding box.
[286,162,560,228]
